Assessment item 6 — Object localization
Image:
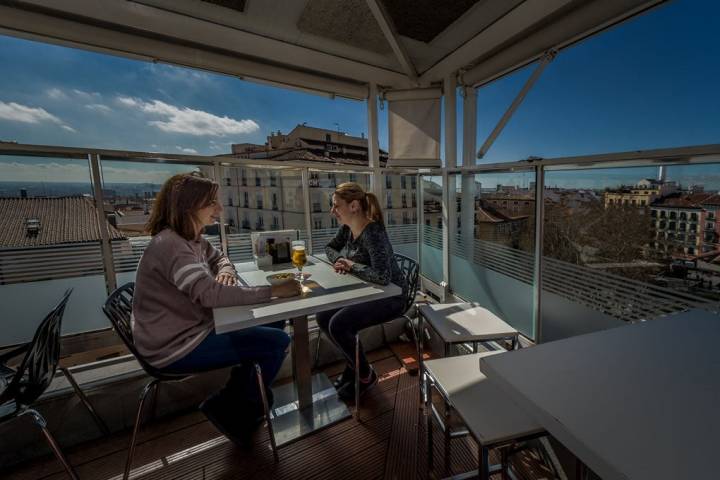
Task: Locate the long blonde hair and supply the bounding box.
[333,182,384,226]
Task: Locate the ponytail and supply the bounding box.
[365,192,384,226]
[334,181,385,226]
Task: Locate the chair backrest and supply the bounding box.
[393,253,420,315]
[102,282,145,362]
[103,282,177,379]
[2,289,73,407]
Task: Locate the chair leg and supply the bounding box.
[426,376,434,473]
[125,379,160,480]
[313,329,322,370]
[380,322,388,346]
[59,367,110,436]
[479,446,490,480]
[443,400,451,475]
[20,409,79,480]
[254,363,279,462]
[354,333,361,418]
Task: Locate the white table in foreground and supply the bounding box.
[213,256,402,446]
[479,309,720,480]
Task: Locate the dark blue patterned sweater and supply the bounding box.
[325,222,404,291]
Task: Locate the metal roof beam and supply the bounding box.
[365,0,418,84]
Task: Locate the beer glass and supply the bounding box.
[291,240,307,283]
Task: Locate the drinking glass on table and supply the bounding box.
[291,240,307,283]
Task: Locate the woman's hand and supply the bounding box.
[271,278,302,298]
[215,272,238,286]
[333,258,355,274]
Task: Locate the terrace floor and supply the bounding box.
[6,344,556,480]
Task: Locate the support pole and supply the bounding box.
[477,50,557,160]
[461,87,477,259]
[88,154,117,294]
[367,82,382,196]
[533,165,545,343]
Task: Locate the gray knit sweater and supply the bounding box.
[132,228,271,368]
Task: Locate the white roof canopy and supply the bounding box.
[0,0,665,99]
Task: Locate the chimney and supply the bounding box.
[20,188,27,198]
[25,218,40,237]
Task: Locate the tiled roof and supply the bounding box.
[651,193,712,209]
[0,196,125,248]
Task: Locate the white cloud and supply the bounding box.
[46,88,68,100]
[0,101,76,132]
[116,96,259,137]
[72,89,101,99]
[85,103,112,114]
[61,125,77,133]
[116,96,139,107]
[176,146,198,154]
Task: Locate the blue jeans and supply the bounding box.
[161,321,289,407]
[316,296,404,378]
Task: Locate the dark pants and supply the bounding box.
[161,321,289,408]
[316,296,404,378]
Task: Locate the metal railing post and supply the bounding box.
[88,154,117,295]
[301,168,314,255]
[533,165,545,343]
[213,163,229,256]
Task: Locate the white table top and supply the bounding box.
[479,309,720,480]
[213,256,402,334]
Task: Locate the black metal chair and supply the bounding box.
[353,253,420,413]
[102,282,278,480]
[0,289,78,480]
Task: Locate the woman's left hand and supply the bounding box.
[333,258,354,273]
[215,272,238,286]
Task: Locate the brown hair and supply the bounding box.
[333,182,384,226]
[146,172,219,241]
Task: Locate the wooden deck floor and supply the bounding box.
[6,345,556,480]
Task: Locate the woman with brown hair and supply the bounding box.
[132,172,300,447]
[317,182,405,400]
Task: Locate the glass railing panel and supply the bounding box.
[219,166,306,263]
[0,154,109,345]
[420,175,443,283]
[449,170,536,338]
[381,173,419,262]
[309,171,370,255]
[541,164,719,341]
[99,159,211,286]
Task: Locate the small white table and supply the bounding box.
[213,256,401,445]
[479,309,720,480]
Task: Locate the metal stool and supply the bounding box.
[423,351,544,478]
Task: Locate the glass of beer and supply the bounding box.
[291,240,307,283]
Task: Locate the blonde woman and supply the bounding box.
[317,182,405,400]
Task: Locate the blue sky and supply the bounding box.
[0,0,718,187]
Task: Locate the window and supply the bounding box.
[243,191,249,208]
[411,177,417,189]
[669,211,677,219]
[314,219,323,229]
[386,176,392,189]
[227,197,233,206]
[660,210,666,218]
[436,218,442,229]
[402,193,407,208]
[349,173,357,183]
[328,172,337,187]
[241,169,247,186]
[412,195,417,208]
[651,210,657,217]
[256,194,263,210]
[272,193,278,210]
[272,216,279,229]
[691,212,699,222]
[331,217,338,228]
[256,214,264,228]
[401,176,407,189]
[270,173,277,187]
[255,174,261,187]
[224,177,231,186]
[386,191,392,209]
[325,134,331,142]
